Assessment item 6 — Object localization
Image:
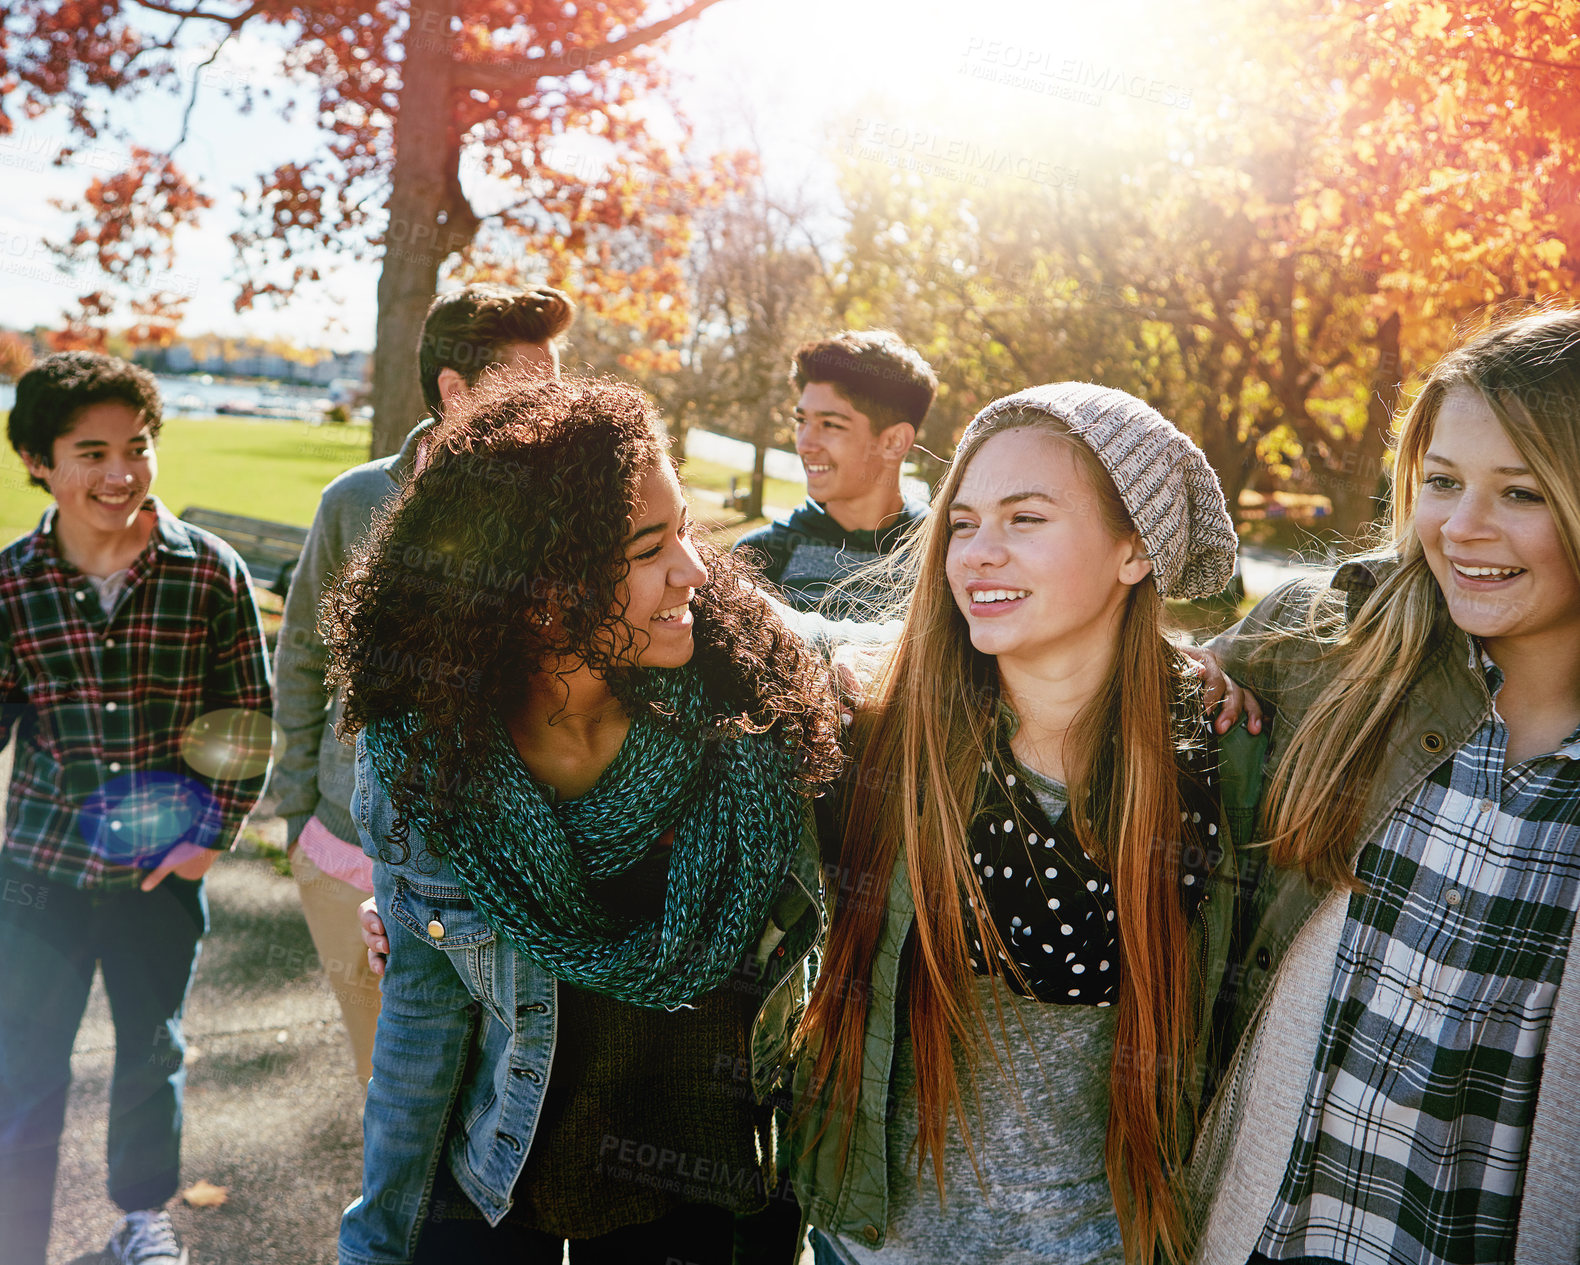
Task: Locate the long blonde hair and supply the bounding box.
[1262,307,1580,886]
[799,408,1204,1264]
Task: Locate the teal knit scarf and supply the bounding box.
[364,666,807,1010]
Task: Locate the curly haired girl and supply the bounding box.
[327,375,842,1265]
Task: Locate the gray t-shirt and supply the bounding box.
[824,759,1120,1265]
[825,973,1123,1265]
[1018,760,1069,824]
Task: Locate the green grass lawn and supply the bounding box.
[0,416,374,547]
[0,416,813,549]
[0,413,804,552]
[676,454,804,517]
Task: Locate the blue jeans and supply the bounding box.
[0,857,207,1265]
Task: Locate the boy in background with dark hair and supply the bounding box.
[0,351,272,1265]
[416,282,574,421]
[267,282,574,1088]
[730,330,933,1261]
[733,330,937,616]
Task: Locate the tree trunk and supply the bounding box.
[1324,310,1401,542]
[668,399,693,470]
[740,401,778,519]
[1198,416,1255,531]
[746,442,768,520]
[368,0,472,458]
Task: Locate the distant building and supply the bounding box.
[134,342,370,385]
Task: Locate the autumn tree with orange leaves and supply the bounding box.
[0,331,36,381]
[1313,0,1579,336]
[2,0,733,454]
[1294,0,1580,529]
[813,0,1579,541]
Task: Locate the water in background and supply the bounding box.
[0,374,351,421]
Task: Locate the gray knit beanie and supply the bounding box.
[959,382,1237,599]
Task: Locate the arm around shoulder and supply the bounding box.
[760,588,902,658]
[1206,574,1332,693]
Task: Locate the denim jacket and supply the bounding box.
[337,735,826,1265]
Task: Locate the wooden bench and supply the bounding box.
[180,507,308,597]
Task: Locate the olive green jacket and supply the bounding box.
[1200,561,1491,1077]
[1188,561,1580,1265]
[789,727,1264,1251]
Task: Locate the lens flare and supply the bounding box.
[180,708,281,781]
[78,771,218,866]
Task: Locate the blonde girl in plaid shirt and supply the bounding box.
[1189,309,1580,1265]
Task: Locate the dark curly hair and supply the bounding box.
[324,374,843,851]
[8,351,163,490]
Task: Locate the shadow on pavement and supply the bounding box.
[45,836,366,1265]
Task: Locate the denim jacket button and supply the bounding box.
[427,918,446,939]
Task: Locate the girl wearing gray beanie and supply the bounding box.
[791,384,1251,1265]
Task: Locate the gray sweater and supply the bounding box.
[266,421,431,845]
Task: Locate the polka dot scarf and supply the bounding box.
[964,702,1222,1005]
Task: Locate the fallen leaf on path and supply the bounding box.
[181,1180,229,1208]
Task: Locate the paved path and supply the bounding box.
[43,822,364,1265]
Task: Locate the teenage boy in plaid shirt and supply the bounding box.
[0,352,272,1265]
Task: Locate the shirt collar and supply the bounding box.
[18,496,193,573]
[148,498,199,558]
[16,507,57,571]
[803,495,927,528]
[391,418,438,485]
[1472,641,1503,692]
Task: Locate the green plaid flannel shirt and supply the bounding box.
[0,500,273,889]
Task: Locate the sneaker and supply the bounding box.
[103,1210,189,1265]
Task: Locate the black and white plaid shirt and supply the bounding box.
[1256,650,1580,1265]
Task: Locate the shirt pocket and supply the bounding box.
[144,617,211,696]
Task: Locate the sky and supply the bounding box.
[0,0,1216,351]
